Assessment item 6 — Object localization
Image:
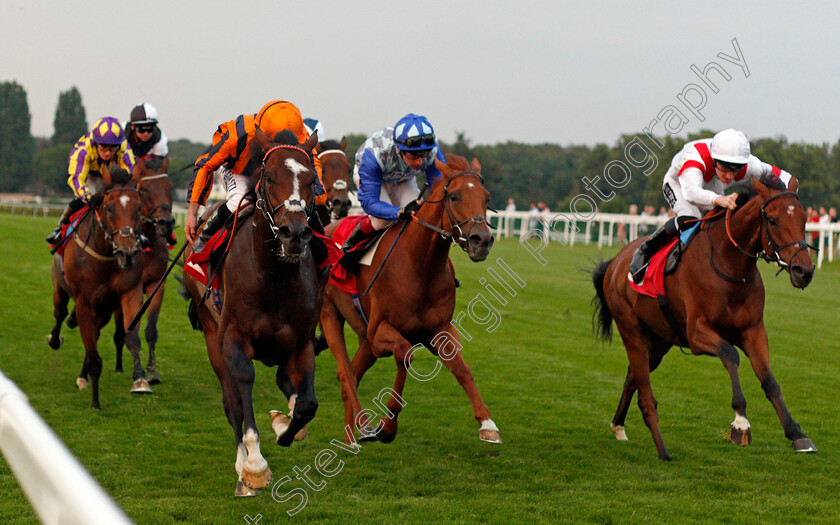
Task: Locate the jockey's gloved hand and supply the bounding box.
[398,200,421,221]
[86,193,104,209]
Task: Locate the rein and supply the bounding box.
[708,191,814,283]
[411,171,488,251]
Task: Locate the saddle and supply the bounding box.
[328,216,387,296]
[630,223,700,298]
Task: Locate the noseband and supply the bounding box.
[413,171,489,250]
[717,191,815,281]
[255,145,314,255]
[94,186,140,255]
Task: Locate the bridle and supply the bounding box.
[255,144,314,257]
[92,186,141,256]
[710,191,815,283]
[318,149,351,217]
[411,171,489,251]
[137,173,173,233]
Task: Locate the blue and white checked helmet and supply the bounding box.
[393,113,436,151]
[303,118,325,142]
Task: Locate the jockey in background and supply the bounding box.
[185,100,327,252]
[303,117,326,145]
[46,117,135,244]
[125,103,169,173]
[628,128,797,284]
[341,113,445,251]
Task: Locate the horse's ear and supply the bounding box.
[303,129,318,152]
[339,136,348,151]
[131,162,143,183]
[470,157,482,173]
[787,175,800,193]
[435,157,451,178]
[254,125,271,152]
[100,163,113,187]
[316,142,324,154]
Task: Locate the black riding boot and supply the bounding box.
[341,223,374,253]
[46,198,85,244]
[194,206,232,253]
[628,217,677,284]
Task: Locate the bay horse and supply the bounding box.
[320,154,502,444]
[591,175,816,460]
[49,165,150,409]
[182,128,323,496]
[316,137,353,223]
[110,159,175,383]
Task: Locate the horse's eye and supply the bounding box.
[768,217,777,226]
[449,193,458,201]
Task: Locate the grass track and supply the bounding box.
[1,214,839,524]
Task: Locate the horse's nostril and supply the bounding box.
[278,226,293,240]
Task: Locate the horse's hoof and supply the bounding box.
[114,367,123,373]
[66,313,77,328]
[357,425,379,442]
[47,334,63,350]
[76,377,88,390]
[793,437,817,453]
[729,426,752,446]
[479,428,503,444]
[130,378,153,394]
[146,368,162,385]
[295,425,309,441]
[236,468,272,497]
[269,410,290,439]
[611,423,629,441]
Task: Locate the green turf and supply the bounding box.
[1,214,838,524]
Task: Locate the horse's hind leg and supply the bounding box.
[113,309,125,373]
[49,284,70,350]
[275,342,319,448]
[143,281,165,384]
[75,302,103,409]
[431,326,501,444]
[120,291,151,394]
[741,325,815,452]
[270,371,310,442]
[611,343,667,441]
[370,321,414,444]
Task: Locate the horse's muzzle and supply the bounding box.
[115,246,140,269]
[789,264,813,289]
[467,229,494,262]
[277,222,313,260]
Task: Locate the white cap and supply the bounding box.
[711,129,750,164]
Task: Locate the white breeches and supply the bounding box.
[370,178,421,230]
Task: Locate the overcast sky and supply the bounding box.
[3,1,839,148]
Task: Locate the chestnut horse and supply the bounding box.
[592,175,816,460]
[316,137,353,222]
[320,154,502,444]
[49,166,150,409]
[111,159,175,383]
[182,129,323,496]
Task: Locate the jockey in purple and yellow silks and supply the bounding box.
[46,117,135,245]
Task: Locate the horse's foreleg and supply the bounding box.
[741,325,815,452]
[430,326,501,444]
[49,283,70,350]
[274,342,318,448]
[113,309,125,373]
[121,290,151,394]
[371,322,412,443]
[75,302,103,409]
[143,280,165,384]
[225,332,271,496]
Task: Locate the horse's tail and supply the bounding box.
[174,273,203,331]
[591,258,614,341]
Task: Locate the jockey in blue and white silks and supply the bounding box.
[341,113,445,251]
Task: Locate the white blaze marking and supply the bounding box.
[467,182,475,189]
[119,195,130,208]
[284,158,309,212]
[787,205,795,216]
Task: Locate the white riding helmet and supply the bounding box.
[130,103,159,125]
[711,129,750,164]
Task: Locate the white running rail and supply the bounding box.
[0,370,132,525]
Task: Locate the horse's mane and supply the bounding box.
[320,139,342,150]
[107,167,132,187]
[705,173,788,223]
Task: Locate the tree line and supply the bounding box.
[2,80,839,213]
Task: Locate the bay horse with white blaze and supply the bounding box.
[321,154,502,444]
[49,165,150,409]
[111,159,175,383]
[316,137,353,223]
[182,129,324,496]
[592,175,816,460]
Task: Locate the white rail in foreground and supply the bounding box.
[0,371,132,525]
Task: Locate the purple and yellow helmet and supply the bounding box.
[91,117,125,145]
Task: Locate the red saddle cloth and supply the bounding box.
[629,238,680,298]
[53,207,90,256]
[328,215,369,296]
[183,230,229,288]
